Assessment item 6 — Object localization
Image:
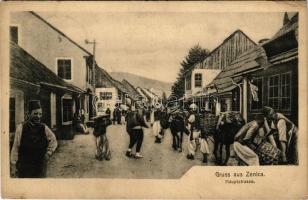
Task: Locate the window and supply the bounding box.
[10,26,18,44]
[268,73,292,110]
[185,74,191,90]
[97,102,104,112]
[280,72,291,110]
[100,92,112,100]
[251,77,263,110]
[268,75,280,109]
[232,89,240,111]
[117,91,122,101]
[195,73,202,88]
[57,59,72,80]
[220,99,227,112]
[62,99,73,123]
[9,98,16,132]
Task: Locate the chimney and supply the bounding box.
[283,12,290,26]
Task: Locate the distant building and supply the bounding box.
[134,87,162,108]
[121,79,140,101]
[183,30,256,110]
[95,67,139,115]
[136,87,149,103]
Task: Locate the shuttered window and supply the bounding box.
[57,59,72,80]
[194,73,202,88]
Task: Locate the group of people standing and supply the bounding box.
[123,102,211,163]
[122,102,298,166]
[10,99,299,178]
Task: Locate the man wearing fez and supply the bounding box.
[263,106,298,165]
[10,100,58,178]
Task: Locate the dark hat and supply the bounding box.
[28,100,41,112]
[262,106,275,117]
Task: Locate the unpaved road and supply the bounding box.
[46,124,235,179]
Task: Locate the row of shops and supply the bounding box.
[177,13,298,125]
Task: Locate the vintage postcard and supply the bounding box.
[1,1,307,199]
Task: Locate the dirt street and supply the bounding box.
[46,124,229,179]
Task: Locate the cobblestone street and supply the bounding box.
[46,124,220,179]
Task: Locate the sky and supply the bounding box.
[38,12,285,83]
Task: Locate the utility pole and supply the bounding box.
[85,39,97,118]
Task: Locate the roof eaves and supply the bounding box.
[262,19,298,47]
[184,30,256,75]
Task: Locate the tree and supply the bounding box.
[171,44,210,98]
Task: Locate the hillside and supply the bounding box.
[109,72,172,96]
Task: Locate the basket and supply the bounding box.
[252,134,281,165]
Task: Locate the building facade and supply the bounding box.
[184,30,257,110]
[10,11,96,123]
[207,13,298,124]
[10,42,84,140]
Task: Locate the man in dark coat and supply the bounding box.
[126,104,149,158]
[10,100,57,178]
[169,109,186,152]
[116,107,122,125]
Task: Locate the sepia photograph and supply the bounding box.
[1,1,307,199]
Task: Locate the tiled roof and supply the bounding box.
[145,88,159,97]
[136,87,148,100]
[95,66,127,94]
[95,66,139,100]
[208,46,267,94]
[10,42,84,93]
[121,79,140,100]
[96,65,117,87]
